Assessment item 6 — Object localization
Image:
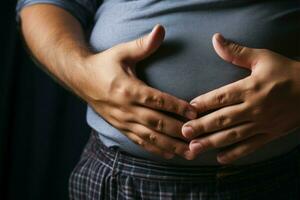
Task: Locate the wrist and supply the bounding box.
[291,60,300,99]
[291,60,300,79]
[60,45,96,100]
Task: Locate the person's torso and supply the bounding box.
[87,0,300,165]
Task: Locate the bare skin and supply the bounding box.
[183,33,300,164]
[20,4,198,160]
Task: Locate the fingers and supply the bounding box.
[212,33,259,70]
[126,123,196,160]
[131,106,187,140]
[190,33,260,114]
[124,132,175,159]
[118,24,165,63]
[217,134,270,164]
[182,103,251,139]
[109,85,194,139]
[105,106,196,160]
[135,84,198,120]
[190,79,246,114]
[103,108,179,159]
[110,78,197,120]
[189,123,257,154]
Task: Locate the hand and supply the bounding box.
[182,33,300,164]
[19,6,196,160]
[77,25,197,160]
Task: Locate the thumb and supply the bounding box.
[120,24,165,63]
[212,33,259,70]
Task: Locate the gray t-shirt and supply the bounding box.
[17,0,300,165]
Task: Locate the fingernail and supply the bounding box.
[185,108,197,119]
[164,153,175,159]
[182,126,194,138]
[150,25,158,34]
[190,102,197,107]
[216,34,227,46]
[184,150,196,160]
[147,26,157,39]
[149,24,165,41]
[217,153,227,164]
[190,143,204,154]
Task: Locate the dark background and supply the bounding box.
[0,1,90,199]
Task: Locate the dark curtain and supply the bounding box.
[0,1,90,200]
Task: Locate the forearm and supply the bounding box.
[19,4,93,98]
[19,8,200,158]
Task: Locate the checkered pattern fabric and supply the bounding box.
[69,131,300,200]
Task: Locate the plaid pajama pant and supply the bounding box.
[69,131,300,200]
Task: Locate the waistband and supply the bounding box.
[88,130,300,182]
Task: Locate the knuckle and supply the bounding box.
[137,139,146,147]
[142,94,165,108]
[148,118,164,132]
[227,130,240,142]
[155,96,165,108]
[251,106,263,117]
[148,134,157,143]
[248,80,261,93]
[169,145,178,154]
[112,82,133,99]
[230,43,244,57]
[156,119,164,132]
[139,131,159,145]
[135,37,144,50]
[119,87,132,98]
[142,95,152,105]
[216,115,230,127]
[109,78,122,95]
[215,92,227,105]
[139,132,150,140]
